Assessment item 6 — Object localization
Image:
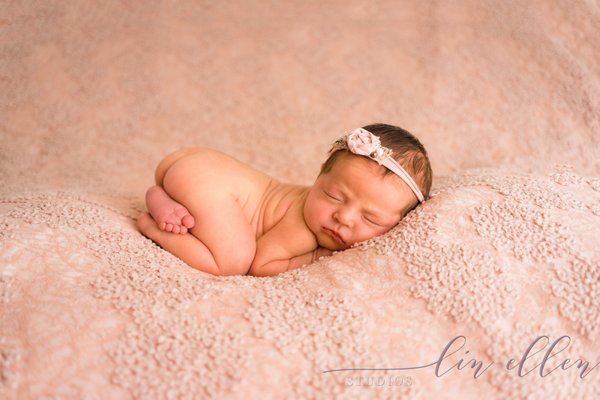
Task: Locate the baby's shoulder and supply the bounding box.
[258,184,310,234]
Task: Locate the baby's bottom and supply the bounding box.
[137,148,256,276]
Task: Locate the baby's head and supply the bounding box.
[304,123,432,251]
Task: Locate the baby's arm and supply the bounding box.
[247,207,330,277]
[249,243,332,277]
[288,247,333,270]
[247,224,311,277]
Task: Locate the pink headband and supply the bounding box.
[330,128,425,203]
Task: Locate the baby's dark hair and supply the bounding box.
[320,123,433,200]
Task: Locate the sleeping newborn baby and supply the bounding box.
[136,123,432,277]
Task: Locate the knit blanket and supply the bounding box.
[1,1,599,398]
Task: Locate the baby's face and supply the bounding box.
[303,152,417,251]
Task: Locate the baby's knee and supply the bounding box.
[214,243,256,276]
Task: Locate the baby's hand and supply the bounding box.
[314,246,334,260]
[287,247,335,272]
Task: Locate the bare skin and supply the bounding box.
[145,185,195,234]
[137,148,416,277]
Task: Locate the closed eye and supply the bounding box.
[323,190,341,201]
[364,216,384,226]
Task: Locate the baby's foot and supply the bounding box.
[145,185,195,234]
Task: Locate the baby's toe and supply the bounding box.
[158,221,167,230]
[165,223,174,232]
[182,214,195,229]
[179,226,188,234]
[172,225,181,234]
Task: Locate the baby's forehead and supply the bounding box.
[323,156,414,212]
[331,153,405,186]
[356,175,409,200]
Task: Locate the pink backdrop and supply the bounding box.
[1,1,599,399]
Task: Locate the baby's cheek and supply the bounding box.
[376,226,394,238]
[312,204,325,219]
[308,201,327,223]
[305,206,325,234]
[359,226,389,242]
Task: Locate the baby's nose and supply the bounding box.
[334,209,354,227]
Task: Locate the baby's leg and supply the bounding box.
[138,190,255,275]
[145,148,201,234]
[159,155,257,275]
[137,212,220,275]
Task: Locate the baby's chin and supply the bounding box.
[317,236,350,251]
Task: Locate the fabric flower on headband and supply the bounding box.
[347,128,380,155]
[330,128,425,203]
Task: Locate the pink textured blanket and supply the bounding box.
[1,1,599,399]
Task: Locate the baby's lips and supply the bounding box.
[324,227,346,246]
